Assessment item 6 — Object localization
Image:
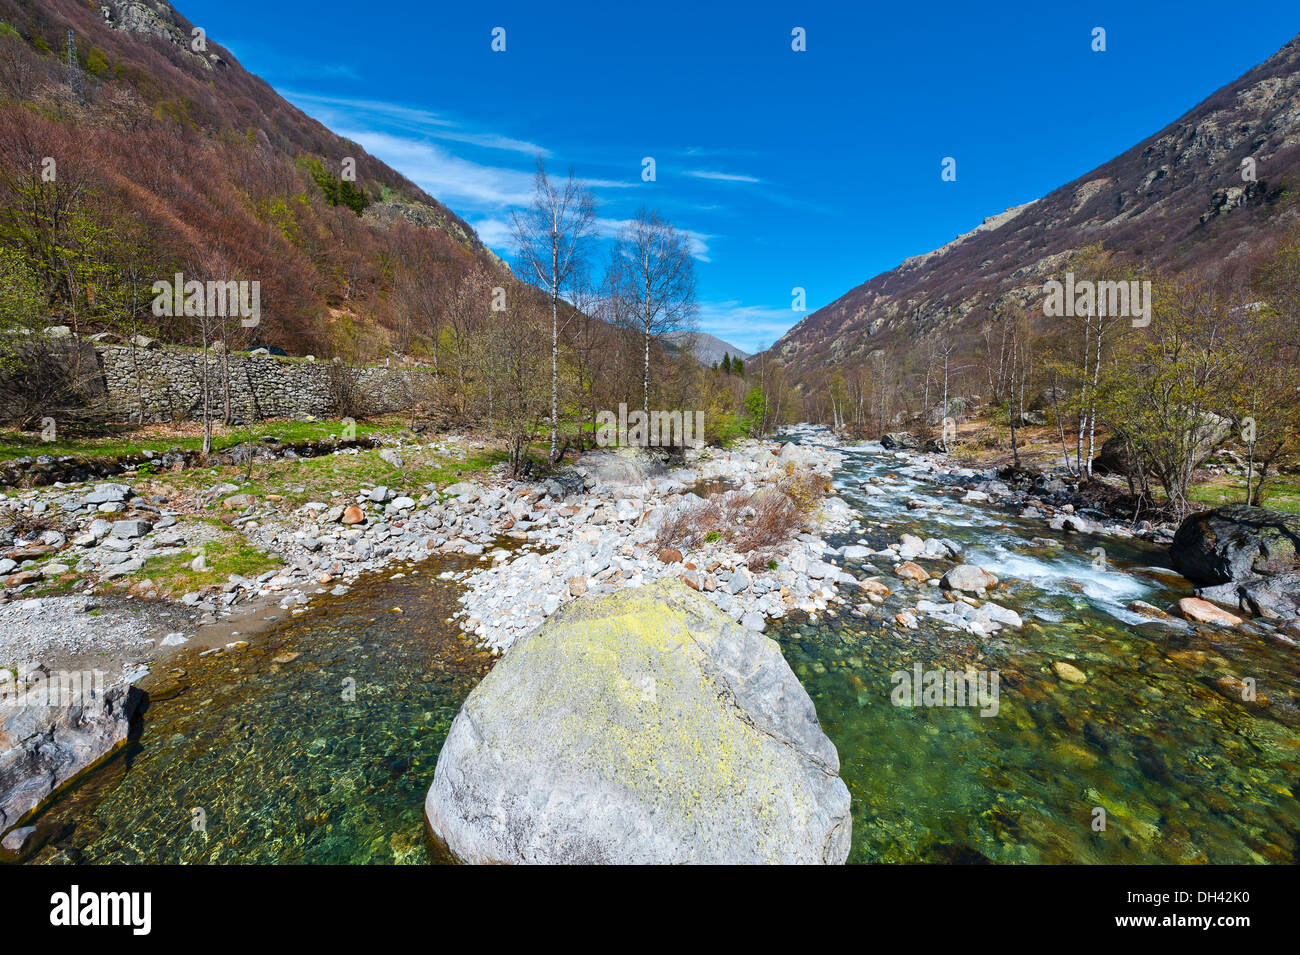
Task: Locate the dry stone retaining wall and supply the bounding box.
[95,345,430,421]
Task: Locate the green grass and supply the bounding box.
[154,444,506,510]
[0,418,404,461]
[127,536,282,596]
[1188,476,1300,514]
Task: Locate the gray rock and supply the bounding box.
[573,450,667,488]
[1171,505,1300,586]
[101,558,145,578]
[1,825,36,853]
[378,449,404,468]
[941,564,999,592]
[110,519,152,539]
[1198,573,1300,620]
[426,579,851,864]
[0,683,141,833]
[82,483,132,506]
[880,432,919,450]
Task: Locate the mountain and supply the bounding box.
[0,0,504,355]
[664,330,751,367]
[767,33,1300,384]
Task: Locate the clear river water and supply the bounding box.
[15,441,1300,864]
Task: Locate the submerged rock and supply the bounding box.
[1052,661,1088,684]
[425,579,851,864]
[1169,597,1243,627]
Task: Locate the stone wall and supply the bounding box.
[95,345,431,421]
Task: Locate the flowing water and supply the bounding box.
[774,442,1300,864]
[20,559,493,864]
[12,442,1300,864]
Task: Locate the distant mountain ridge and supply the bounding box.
[665,331,751,367]
[765,32,1300,384]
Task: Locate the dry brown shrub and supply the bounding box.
[656,466,830,566]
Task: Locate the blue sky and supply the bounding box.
[182,1,1299,353]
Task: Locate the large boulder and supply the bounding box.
[0,679,140,835]
[573,448,668,489]
[1198,573,1300,621]
[1171,506,1300,619]
[1091,436,1135,477]
[1171,505,1300,585]
[880,432,919,451]
[425,579,851,864]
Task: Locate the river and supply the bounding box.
[14,440,1300,864]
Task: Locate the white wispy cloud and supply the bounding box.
[469,216,515,251]
[685,169,762,184]
[286,91,551,157]
[693,300,799,353]
[594,217,715,263]
[285,91,717,273]
[331,127,537,207]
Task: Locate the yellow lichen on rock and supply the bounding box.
[425,578,851,864]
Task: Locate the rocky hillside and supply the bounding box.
[0,0,503,354]
[768,32,1300,382]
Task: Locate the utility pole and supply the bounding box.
[65,30,83,104]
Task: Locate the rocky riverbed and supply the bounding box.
[3,424,1298,862]
[0,427,860,842]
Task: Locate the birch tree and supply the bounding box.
[511,162,596,463]
[608,209,697,414]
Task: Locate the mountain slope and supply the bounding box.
[0,0,503,355]
[769,32,1300,383]
[664,330,751,367]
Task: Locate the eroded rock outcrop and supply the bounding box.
[425,579,851,864]
[0,680,141,836]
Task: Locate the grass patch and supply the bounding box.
[1188,476,1300,514]
[0,417,405,461]
[149,444,506,511]
[127,536,282,597]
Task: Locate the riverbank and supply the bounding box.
[0,425,857,843]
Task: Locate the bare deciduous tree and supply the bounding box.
[511,162,596,464]
[607,208,698,415]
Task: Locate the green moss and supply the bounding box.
[1188,477,1300,514]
